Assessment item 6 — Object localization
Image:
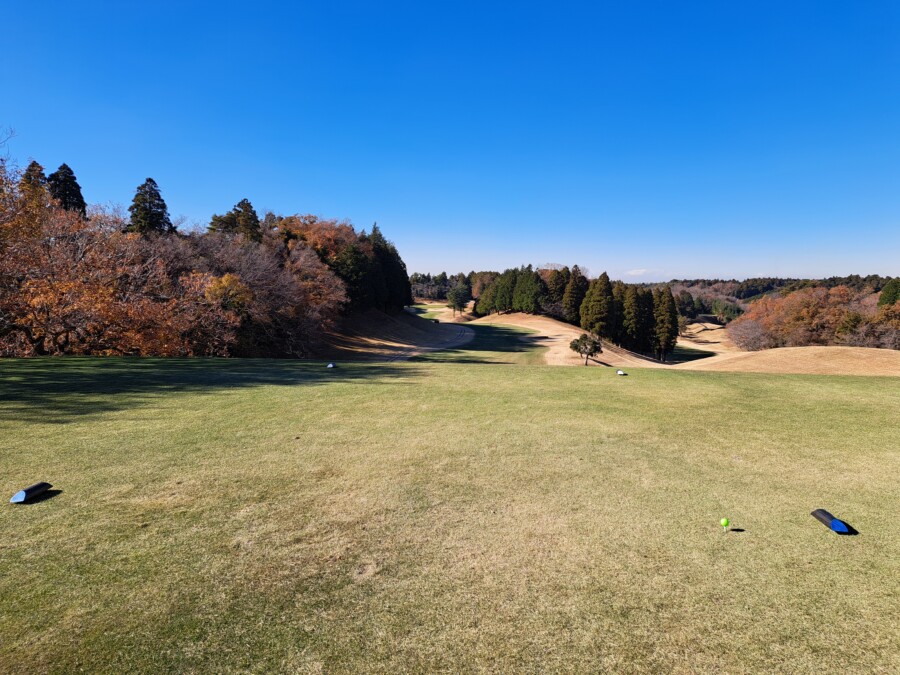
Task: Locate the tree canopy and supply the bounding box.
[209,198,261,241]
[47,163,87,217]
[127,178,174,235]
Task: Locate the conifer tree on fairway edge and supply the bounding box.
[562,265,589,325]
[447,284,472,316]
[580,271,613,337]
[653,285,679,361]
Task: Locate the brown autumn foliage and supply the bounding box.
[727,285,899,351]
[0,161,347,357]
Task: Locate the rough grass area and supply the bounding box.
[410,323,547,364]
[1,358,898,673]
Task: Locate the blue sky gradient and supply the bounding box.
[3,1,898,280]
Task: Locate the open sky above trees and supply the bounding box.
[3,2,898,280]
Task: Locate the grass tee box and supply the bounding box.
[1,358,898,673]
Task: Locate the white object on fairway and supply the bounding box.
[327,363,335,368]
[616,370,626,376]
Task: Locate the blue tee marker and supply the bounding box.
[9,482,53,504]
[811,509,850,534]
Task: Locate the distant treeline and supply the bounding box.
[412,266,680,361]
[727,282,899,351]
[670,275,899,350]
[1,159,412,357]
[672,275,894,301]
[413,267,900,353]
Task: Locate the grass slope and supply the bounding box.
[410,323,547,365]
[1,359,898,673]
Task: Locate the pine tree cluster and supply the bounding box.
[469,264,682,361]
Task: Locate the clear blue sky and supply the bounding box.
[3,1,898,280]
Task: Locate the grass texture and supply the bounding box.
[1,358,897,673]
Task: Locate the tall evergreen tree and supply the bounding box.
[611,281,627,345]
[18,161,49,210]
[653,285,679,361]
[546,267,568,304]
[878,278,900,306]
[512,265,546,314]
[209,198,261,241]
[19,160,47,191]
[636,288,656,353]
[367,224,412,310]
[446,283,472,316]
[127,178,174,235]
[580,271,613,337]
[621,285,641,350]
[493,268,518,313]
[562,265,589,325]
[475,281,497,315]
[47,163,87,217]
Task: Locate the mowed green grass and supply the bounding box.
[407,303,445,320]
[412,323,548,365]
[1,359,898,673]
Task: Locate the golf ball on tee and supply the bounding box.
[720,518,730,528]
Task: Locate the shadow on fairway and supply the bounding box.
[0,358,419,424]
[410,324,544,364]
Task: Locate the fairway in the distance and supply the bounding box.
[1,359,897,673]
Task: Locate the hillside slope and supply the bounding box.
[320,310,473,361]
[681,345,900,376]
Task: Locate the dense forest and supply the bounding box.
[412,268,900,354]
[413,266,680,361]
[0,158,411,357]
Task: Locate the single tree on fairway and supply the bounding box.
[127,178,174,235]
[209,198,261,241]
[447,283,472,316]
[562,265,589,325]
[47,163,87,217]
[570,333,602,365]
[653,285,679,361]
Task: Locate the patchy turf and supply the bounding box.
[1,358,898,673]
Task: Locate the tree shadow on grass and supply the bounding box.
[0,358,419,424]
[410,324,545,364]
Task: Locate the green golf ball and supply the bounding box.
[720,518,730,528]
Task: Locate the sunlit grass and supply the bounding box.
[1,359,897,672]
